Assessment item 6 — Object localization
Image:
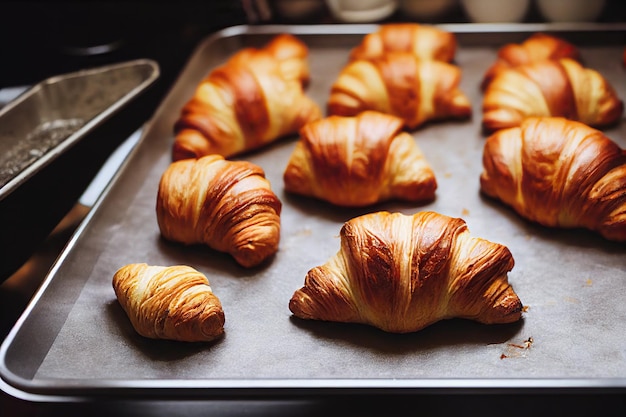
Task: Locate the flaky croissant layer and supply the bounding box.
[173,33,321,160]
[481,33,580,90]
[349,23,457,63]
[482,58,623,133]
[481,117,626,242]
[328,52,472,129]
[289,211,523,333]
[156,155,282,268]
[113,263,225,342]
[283,111,437,207]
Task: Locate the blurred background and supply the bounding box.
[1,0,625,90]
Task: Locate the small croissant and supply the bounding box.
[156,155,282,267]
[481,33,580,90]
[112,263,225,342]
[283,111,437,207]
[480,117,626,242]
[289,211,523,333]
[173,33,322,160]
[328,52,471,129]
[482,58,623,133]
[349,23,456,63]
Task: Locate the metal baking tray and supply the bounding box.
[0,59,160,281]
[1,23,625,401]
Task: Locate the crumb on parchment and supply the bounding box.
[500,337,533,360]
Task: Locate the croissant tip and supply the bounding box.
[450,94,473,118]
[200,311,226,342]
[233,245,280,269]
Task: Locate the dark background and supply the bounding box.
[2,0,625,90]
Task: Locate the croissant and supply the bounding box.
[481,33,580,90]
[112,263,225,342]
[328,53,472,129]
[480,117,626,242]
[482,58,623,133]
[349,23,456,63]
[289,211,523,333]
[156,154,282,267]
[283,111,437,207]
[173,33,322,160]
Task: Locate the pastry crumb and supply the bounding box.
[500,337,533,359]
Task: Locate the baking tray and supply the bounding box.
[1,23,625,401]
[0,59,160,281]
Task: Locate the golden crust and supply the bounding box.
[283,111,437,207]
[349,23,457,63]
[480,117,626,242]
[328,53,471,129]
[289,211,523,333]
[481,33,580,90]
[482,58,623,133]
[156,155,282,267]
[112,263,225,342]
[173,33,321,160]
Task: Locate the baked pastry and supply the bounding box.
[289,211,523,333]
[480,117,626,242]
[349,23,456,63]
[283,111,437,207]
[156,155,282,267]
[112,263,225,342]
[173,33,322,160]
[328,52,472,129]
[481,33,580,90]
[482,58,623,133]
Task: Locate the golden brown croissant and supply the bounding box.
[283,111,437,207]
[112,263,225,342]
[156,154,282,267]
[349,23,456,63]
[481,33,580,90]
[173,33,322,160]
[480,117,626,242]
[328,52,472,129]
[482,58,623,133]
[289,211,523,333]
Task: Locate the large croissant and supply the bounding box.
[481,33,580,90]
[112,263,225,342]
[328,53,472,129]
[173,33,322,160]
[480,117,626,242]
[349,23,456,63]
[283,111,436,207]
[156,154,282,267]
[482,58,623,133]
[289,211,523,333]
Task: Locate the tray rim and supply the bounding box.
[2,22,626,402]
[3,374,626,402]
[203,20,626,39]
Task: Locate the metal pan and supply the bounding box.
[0,59,160,281]
[1,23,625,401]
